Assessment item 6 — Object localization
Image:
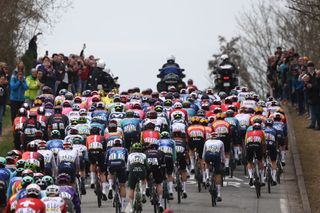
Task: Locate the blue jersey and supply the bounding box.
[0,168,11,188]
[264,127,277,146]
[121,118,141,136]
[47,139,64,152]
[273,121,287,138]
[158,139,176,161]
[225,117,240,135]
[7,176,22,199]
[106,147,128,168]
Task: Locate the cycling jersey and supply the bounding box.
[140,130,160,145]
[59,185,81,213]
[170,119,187,135]
[41,196,67,213]
[249,115,267,125]
[38,150,57,177]
[13,116,27,131]
[264,127,277,161]
[15,198,46,213]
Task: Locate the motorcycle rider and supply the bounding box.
[158,55,185,79]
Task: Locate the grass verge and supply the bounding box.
[288,106,320,213]
[0,106,13,156]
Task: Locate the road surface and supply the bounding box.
[81,148,303,213]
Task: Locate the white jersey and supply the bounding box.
[267,106,280,115]
[241,100,256,110]
[235,113,251,128]
[237,92,249,102]
[57,149,79,168]
[202,139,225,162]
[41,196,66,213]
[170,120,187,134]
[73,144,88,158]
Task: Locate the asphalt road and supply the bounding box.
[81,148,303,213]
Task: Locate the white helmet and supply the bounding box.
[26,184,41,197]
[220,54,229,61]
[96,59,106,69]
[166,55,176,62]
[103,67,111,74]
[173,102,183,109]
[46,184,60,197]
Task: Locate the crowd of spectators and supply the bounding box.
[267,47,320,130]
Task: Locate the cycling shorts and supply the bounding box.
[188,138,205,159]
[128,170,147,190]
[108,165,127,184]
[58,162,76,183]
[88,150,105,172]
[266,144,277,161]
[204,152,221,175]
[164,155,174,175]
[147,165,163,184]
[246,143,263,162]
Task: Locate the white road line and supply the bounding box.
[280,198,289,213]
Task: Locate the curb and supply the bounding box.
[284,106,311,213]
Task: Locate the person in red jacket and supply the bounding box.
[14,184,46,213]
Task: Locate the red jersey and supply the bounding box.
[211,120,231,135]
[245,130,265,145]
[204,126,213,139]
[13,116,27,131]
[15,198,46,213]
[86,135,104,150]
[209,104,221,111]
[187,125,206,142]
[205,111,214,118]
[140,130,160,145]
[221,104,231,112]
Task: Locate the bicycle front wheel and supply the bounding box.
[96,181,102,207]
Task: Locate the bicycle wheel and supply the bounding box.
[267,166,271,193]
[96,181,102,207]
[177,184,181,204]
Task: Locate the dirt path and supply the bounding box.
[288,107,320,213]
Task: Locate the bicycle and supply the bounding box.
[265,151,272,193]
[162,177,169,209]
[133,181,143,213]
[148,173,162,213]
[74,175,82,201]
[112,175,121,213]
[229,141,236,178]
[252,152,261,198]
[95,164,103,208]
[175,164,183,204]
[194,152,203,192]
[208,162,217,207]
[276,149,283,184]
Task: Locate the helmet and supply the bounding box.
[7,149,22,159]
[22,176,34,188]
[65,92,73,100]
[213,100,221,105]
[253,123,262,130]
[218,91,227,100]
[42,86,52,94]
[57,173,71,184]
[46,184,60,197]
[91,90,99,96]
[125,110,135,118]
[211,132,219,139]
[267,96,274,102]
[35,178,46,190]
[0,157,6,167]
[144,121,155,130]
[199,118,208,126]
[51,130,61,139]
[224,97,232,105]
[146,111,157,119]
[132,102,142,109]
[72,104,80,111]
[89,106,96,112]
[114,138,122,146]
[96,102,105,110]
[54,106,62,114]
[114,103,124,112]
[265,118,274,126]
[34,99,42,107]
[44,102,54,109]
[26,183,41,197]
[37,140,47,150]
[79,108,87,116]
[254,106,264,114]
[29,111,37,118]
[206,88,214,95]
[24,159,39,172]
[59,89,68,96]
[26,141,38,152]
[276,108,285,115]
[33,172,44,181]
[22,102,30,110]
[228,105,237,113]
[131,143,143,152]
[220,54,229,61]
[182,101,190,108]
[225,110,234,117]
[257,100,266,107]
[16,168,24,176]
[213,107,222,114]
[164,99,172,107]
[82,90,92,97]
[63,140,73,150]
[197,109,205,117]
[90,126,101,135]
[252,117,263,124]
[18,108,27,116]
[201,102,210,110]
[42,175,54,186]
[173,113,182,120]
[216,112,225,120]
[108,120,118,129]
[190,116,200,124]
[16,159,26,169]
[160,131,170,139]
[37,106,45,115]
[97,59,106,69]
[166,55,176,62]
[71,135,83,144]
[74,96,82,104]
[273,112,282,121]
[22,169,34,178]
[70,117,78,126]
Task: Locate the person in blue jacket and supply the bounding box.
[10,70,28,123]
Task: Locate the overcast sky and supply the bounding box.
[38,0,253,91]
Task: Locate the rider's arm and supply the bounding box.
[220,142,225,163]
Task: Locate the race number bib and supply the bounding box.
[147,158,159,166]
[176,146,185,153]
[159,146,173,154]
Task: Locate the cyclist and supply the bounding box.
[42,184,67,213]
[20,111,42,150]
[0,157,11,207]
[158,131,176,200]
[105,138,128,211]
[57,140,80,184]
[121,110,142,151]
[140,121,160,146]
[13,108,28,150]
[250,106,267,125]
[22,141,45,173]
[264,118,278,185]
[187,116,206,174]
[245,123,266,186]
[37,140,57,177]
[14,184,46,213]
[272,112,287,166]
[127,143,148,212]
[225,110,241,163]
[203,132,225,202]
[144,139,166,211]
[212,112,231,175]
[47,106,69,139]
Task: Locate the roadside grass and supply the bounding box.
[0,106,13,156]
[288,106,320,213]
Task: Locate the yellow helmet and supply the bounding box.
[276,107,285,114]
[215,112,225,120]
[254,106,264,114]
[190,116,200,124]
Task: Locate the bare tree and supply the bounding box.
[286,0,320,21]
[0,0,72,68]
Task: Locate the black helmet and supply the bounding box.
[253,123,262,130]
[90,126,101,135]
[265,118,274,126]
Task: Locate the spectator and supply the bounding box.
[0,75,7,135]
[9,70,28,123]
[80,59,90,92]
[305,61,320,129]
[25,68,41,106]
[40,56,56,93]
[52,53,66,94]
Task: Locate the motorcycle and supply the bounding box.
[213,64,239,92]
[156,67,186,92]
